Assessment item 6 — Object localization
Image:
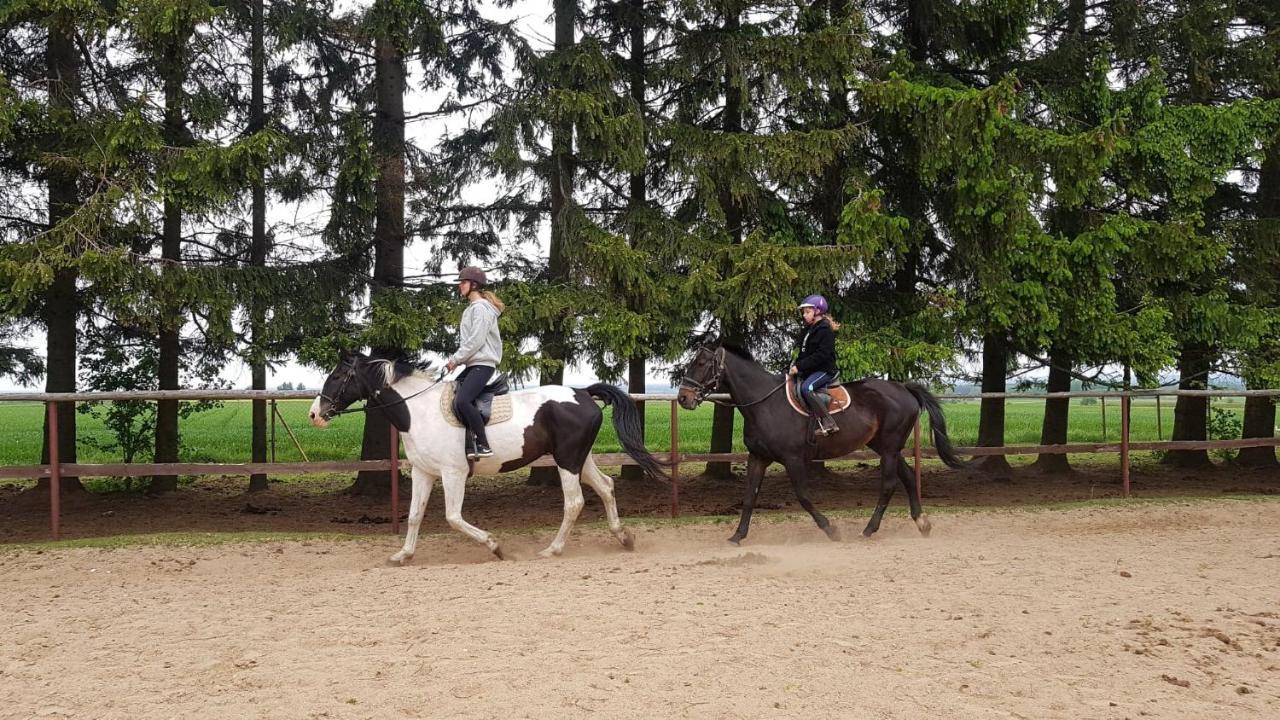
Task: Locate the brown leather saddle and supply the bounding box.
[440,375,513,427]
[785,376,852,416]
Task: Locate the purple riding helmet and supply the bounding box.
[798,294,828,315]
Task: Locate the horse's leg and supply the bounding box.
[729,454,770,545]
[389,466,436,565]
[862,451,900,537]
[440,468,504,559]
[539,467,586,558]
[581,456,633,550]
[782,458,840,541]
[895,454,931,537]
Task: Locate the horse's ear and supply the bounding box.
[338,347,352,362]
[691,329,719,350]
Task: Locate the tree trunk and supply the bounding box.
[39,15,83,491]
[887,0,931,335]
[1032,348,1073,473]
[352,15,406,496]
[808,0,848,482]
[1162,342,1212,468]
[705,8,743,480]
[977,331,1011,475]
[622,357,648,482]
[904,0,933,64]
[248,0,269,492]
[1237,396,1277,467]
[530,0,579,488]
[1238,106,1279,468]
[620,0,648,485]
[152,41,186,494]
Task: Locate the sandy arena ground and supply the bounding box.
[2,497,1278,719]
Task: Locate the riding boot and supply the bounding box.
[803,392,840,436]
[465,430,477,460]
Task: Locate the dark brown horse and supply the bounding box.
[677,342,967,544]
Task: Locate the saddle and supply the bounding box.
[440,375,513,427]
[785,376,853,417]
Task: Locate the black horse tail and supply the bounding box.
[587,383,670,483]
[905,382,969,469]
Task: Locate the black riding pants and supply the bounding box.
[453,365,495,445]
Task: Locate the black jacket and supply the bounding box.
[794,318,837,376]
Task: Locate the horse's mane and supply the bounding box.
[367,351,433,385]
[713,340,788,380]
[718,341,755,362]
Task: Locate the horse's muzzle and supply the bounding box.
[308,396,332,428]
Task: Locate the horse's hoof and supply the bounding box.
[537,547,562,559]
[727,535,743,546]
[491,546,505,561]
[824,525,843,542]
[861,527,877,538]
[915,515,932,537]
[619,529,635,551]
[388,552,413,566]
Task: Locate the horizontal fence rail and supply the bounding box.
[4,388,1278,539]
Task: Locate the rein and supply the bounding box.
[711,380,787,408]
[321,362,447,420]
[679,347,788,409]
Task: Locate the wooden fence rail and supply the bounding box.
[5,388,1278,539]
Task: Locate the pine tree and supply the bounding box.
[1114,0,1280,466]
[0,0,96,490]
[293,0,517,494]
[1233,0,1280,467]
[3,0,282,489]
[656,0,872,475]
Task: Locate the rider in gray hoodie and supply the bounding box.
[445,266,504,458]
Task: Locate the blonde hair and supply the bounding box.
[479,289,505,313]
[805,307,840,331]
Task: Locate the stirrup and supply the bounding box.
[803,394,834,434]
[815,415,839,436]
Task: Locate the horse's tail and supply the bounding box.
[905,382,969,469]
[586,383,670,483]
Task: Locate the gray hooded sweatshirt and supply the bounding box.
[450,297,503,368]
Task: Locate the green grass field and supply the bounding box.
[0,396,1248,466]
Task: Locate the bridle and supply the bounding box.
[318,358,363,420]
[319,357,446,421]
[678,346,726,403]
[678,346,787,409]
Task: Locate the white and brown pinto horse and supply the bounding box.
[309,350,667,564]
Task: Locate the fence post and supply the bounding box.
[913,418,922,495]
[670,399,680,518]
[390,425,400,535]
[270,398,277,463]
[1121,393,1131,498]
[47,401,61,540]
[1156,395,1163,440]
[1101,396,1107,441]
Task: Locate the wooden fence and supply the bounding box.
[1,388,1277,539]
